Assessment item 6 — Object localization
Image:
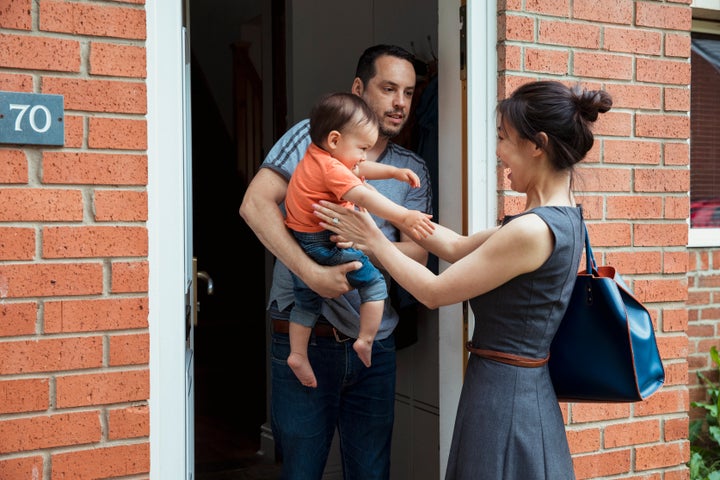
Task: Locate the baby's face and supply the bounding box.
[333,122,378,171]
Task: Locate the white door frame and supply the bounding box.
[145,0,497,477]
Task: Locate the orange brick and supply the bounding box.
[42,226,147,258]
[606,195,662,219]
[42,77,147,114]
[44,297,149,333]
[107,405,149,440]
[56,369,149,408]
[42,152,147,185]
[575,167,631,193]
[90,42,146,78]
[635,277,687,303]
[634,223,688,247]
[0,302,37,336]
[586,222,631,247]
[665,196,689,220]
[663,251,689,274]
[605,250,661,274]
[51,442,149,479]
[573,0,632,24]
[0,0,32,30]
[0,378,48,414]
[566,426,601,454]
[662,361,689,387]
[664,416,689,442]
[592,110,633,136]
[604,27,661,55]
[88,117,147,150]
[635,440,689,470]
[109,333,149,366]
[636,2,692,31]
[499,14,535,42]
[570,403,630,423]
[526,0,570,17]
[110,260,149,292]
[0,33,80,72]
[638,58,691,86]
[605,419,660,448]
[0,263,103,298]
[499,44,522,70]
[573,52,633,80]
[0,337,102,374]
[664,142,689,166]
[635,387,689,417]
[0,227,35,260]
[0,411,100,454]
[63,114,84,148]
[0,188,83,221]
[0,72,33,91]
[0,149,28,183]
[94,189,148,221]
[39,1,146,40]
[538,19,600,48]
[525,47,569,74]
[572,449,631,479]
[636,113,690,139]
[665,87,690,112]
[604,84,662,111]
[0,456,44,480]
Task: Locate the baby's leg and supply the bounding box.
[354,300,383,367]
[287,322,317,387]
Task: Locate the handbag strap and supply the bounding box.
[582,221,597,274]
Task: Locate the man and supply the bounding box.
[239,44,433,480]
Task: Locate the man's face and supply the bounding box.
[359,56,416,139]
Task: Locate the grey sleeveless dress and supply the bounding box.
[445,206,583,480]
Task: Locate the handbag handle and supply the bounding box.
[583,222,597,274]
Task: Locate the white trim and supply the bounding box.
[147,0,187,478]
[689,228,720,247]
[436,0,497,476]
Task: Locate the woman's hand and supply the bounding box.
[313,201,384,247]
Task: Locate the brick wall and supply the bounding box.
[498,0,691,478]
[0,0,150,479]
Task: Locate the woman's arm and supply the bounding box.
[314,201,552,309]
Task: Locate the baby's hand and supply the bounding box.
[396,168,421,188]
[402,210,435,240]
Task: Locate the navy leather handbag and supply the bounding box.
[549,223,665,403]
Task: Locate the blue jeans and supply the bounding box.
[291,230,387,328]
[271,329,396,480]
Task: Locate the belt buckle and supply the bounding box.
[333,327,352,343]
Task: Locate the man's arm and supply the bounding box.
[239,168,358,298]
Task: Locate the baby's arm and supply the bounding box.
[343,184,434,240]
[357,162,421,188]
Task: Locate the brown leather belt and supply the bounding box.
[272,318,354,342]
[466,342,549,368]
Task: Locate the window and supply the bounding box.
[690,25,720,246]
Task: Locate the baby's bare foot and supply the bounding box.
[354,338,373,368]
[287,352,317,387]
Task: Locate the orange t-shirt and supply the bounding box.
[285,143,363,233]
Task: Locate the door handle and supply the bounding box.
[197,270,214,295]
[192,258,214,327]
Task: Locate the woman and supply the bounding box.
[313,80,613,479]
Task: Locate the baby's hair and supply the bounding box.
[309,92,378,146]
[497,81,613,171]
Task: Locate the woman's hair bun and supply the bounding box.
[573,86,613,122]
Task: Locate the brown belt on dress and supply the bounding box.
[465,342,549,368]
[272,318,354,342]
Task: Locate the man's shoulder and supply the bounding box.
[384,142,428,171]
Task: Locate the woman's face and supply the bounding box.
[496,119,536,194]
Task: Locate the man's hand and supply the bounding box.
[306,261,362,298]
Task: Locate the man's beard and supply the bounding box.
[379,121,405,139]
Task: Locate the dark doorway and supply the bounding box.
[189,2,282,477]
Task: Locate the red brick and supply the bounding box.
[538,20,600,48]
[0,456,44,479]
[0,302,37,336]
[0,33,80,72]
[636,386,689,417]
[51,442,149,479]
[0,149,28,183]
[635,2,692,31]
[107,405,149,440]
[499,14,535,42]
[635,277,687,302]
[575,167,631,192]
[604,84,661,111]
[88,117,147,150]
[0,411,100,454]
[586,222,631,247]
[110,260,148,292]
[566,427,601,454]
[637,112,690,139]
[0,72,32,91]
[573,51,633,80]
[94,189,147,222]
[605,419,661,448]
[606,196,662,219]
[525,47,569,74]
[664,142,689,166]
[44,297,148,333]
[570,402,630,423]
[526,0,570,16]
[605,250,661,274]
[499,44,522,71]
[42,152,147,185]
[0,0,32,30]
[90,42,146,78]
[0,263,103,298]
[573,449,631,479]
[573,0,633,24]
[0,378,48,414]
[0,227,35,260]
[42,77,147,114]
[56,369,149,408]
[0,188,83,221]
[635,441,689,470]
[665,87,690,112]
[39,0,146,40]
[593,110,632,136]
[0,337,102,374]
[42,226,147,258]
[63,114,84,148]
[634,223,688,247]
[663,361,689,387]
[664,251,689,274]
[635,168,689,192]
[604,27,661,55]
[637,58,691,85]
[109,332,149,366]
[665,196,689,220]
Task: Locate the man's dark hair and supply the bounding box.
[354,44,417,87]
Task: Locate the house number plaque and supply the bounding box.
[0,91,64,146]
